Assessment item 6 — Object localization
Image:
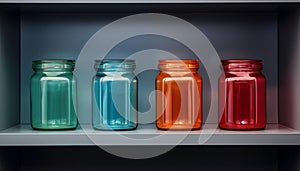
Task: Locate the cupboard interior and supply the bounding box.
[0,146,285,171]
[2,145,300,171]
[0,3,297,131]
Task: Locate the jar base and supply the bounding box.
[156,123,202,131]
[93,124,137,131]
[31,124,77,130]
[219,123,266,130]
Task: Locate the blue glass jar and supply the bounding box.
[30,60,78,130]
[92,59,138,130]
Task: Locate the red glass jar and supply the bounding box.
[219,60,266,130]
[156,60,202,130]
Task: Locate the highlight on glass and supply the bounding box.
[219,59,266,130]
[30,60,78,130]
[92,59,138,130]
[156,60,202,130]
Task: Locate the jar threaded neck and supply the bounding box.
[32,60,75,71]
[158,60,199,71]
[221,59,263,72]
[95,59,136,72]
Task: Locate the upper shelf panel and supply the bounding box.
[1,0,300,3]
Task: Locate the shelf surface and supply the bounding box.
[0,0,300,3]
[0,124,300,146]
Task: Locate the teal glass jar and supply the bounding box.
[30,60,78,130]
[92,59,138,130]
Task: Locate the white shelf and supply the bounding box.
[0,0,299,3]
[0,124,299,146]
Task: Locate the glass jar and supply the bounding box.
[219,59,266,130]
[30,60,77,130]
[156,60,202,130]
[92,59,138,130]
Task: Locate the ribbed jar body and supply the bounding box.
[219,60,266,130]
[30,60,77,130]
[156,60,202,130]
[92,59,138,130]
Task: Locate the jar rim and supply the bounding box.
[32,59,75,63]
[159,59,199,64]
[221,59,262,64]
[95,59,135,63]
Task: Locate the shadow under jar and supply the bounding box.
[219,60,266,130]
[92,59,138,130]
[30,60,78,130]
[156,60,202,130]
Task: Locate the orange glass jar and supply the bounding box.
[156,60,202,130]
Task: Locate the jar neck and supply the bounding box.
[97,68,134,73]
[158,60,199,72]
[223,69,262,72]
[160,68,198,72]
[34,68,74,72]
[221,60,263,72]
[95,59,136,73]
